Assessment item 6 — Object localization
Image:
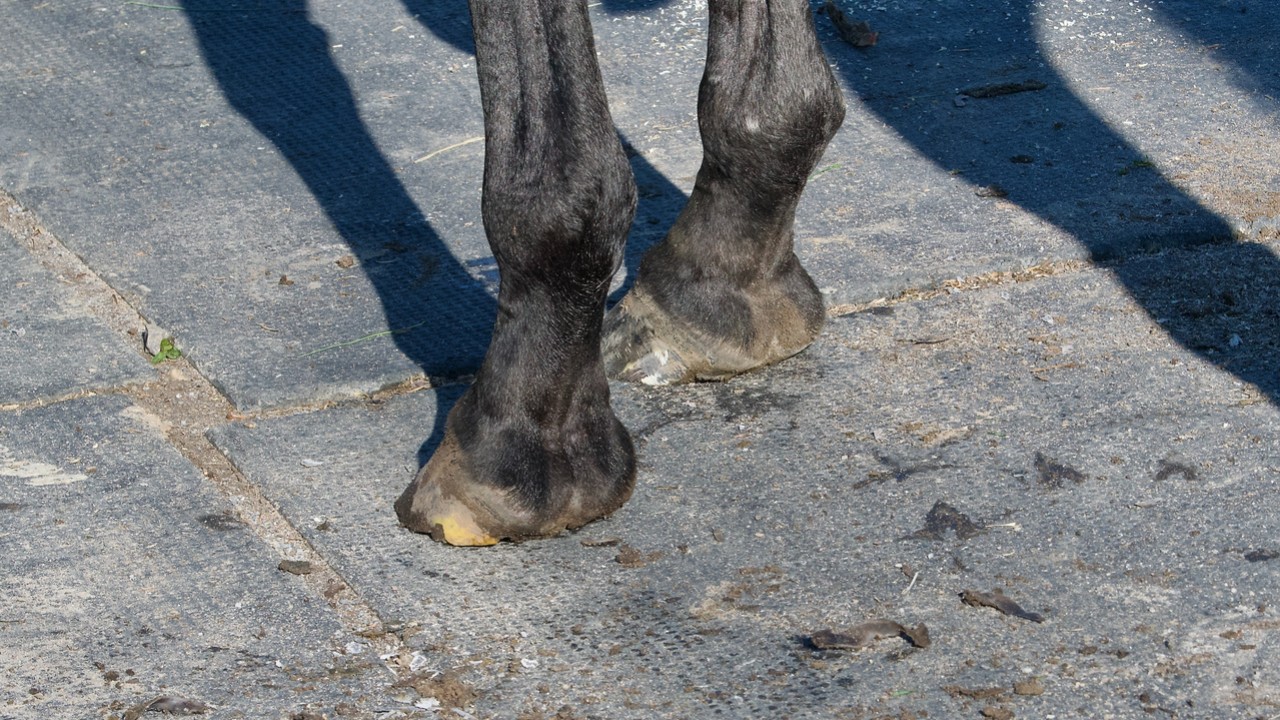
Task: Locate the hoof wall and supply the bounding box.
[395,429,509,547]
[425,501,500,547]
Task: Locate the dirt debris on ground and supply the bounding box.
[960,589,1046,624]
[809,620,932,651]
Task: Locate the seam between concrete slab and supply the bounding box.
[0,189,408,661]
[826,258,1091,317]
[825,234,1277,320]
[1,190,160,362]
[126,400,400,647]
[0,384,133,414]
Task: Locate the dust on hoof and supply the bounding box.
[601,293,697,385]
[602,287,814,384]
[395,428,506,546]
[401,481,500,547]
[395,423,636,546]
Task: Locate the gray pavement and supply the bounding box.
[2,1,1277,718]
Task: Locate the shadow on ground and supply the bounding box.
[182,0,495,458]
[821,0,1279,402]
[184,0,1277,474]
[184,0,691,463]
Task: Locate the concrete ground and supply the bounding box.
[2,0,1277,718]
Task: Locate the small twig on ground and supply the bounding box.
[987,522,1022,531]
[415,136,484,163]
[808,162,842,181]
[301,320,427,357]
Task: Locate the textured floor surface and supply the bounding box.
[1,0,1277,718]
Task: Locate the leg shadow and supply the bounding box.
[182,0,497,463]
[823,0,1279,403]
[1156,0,1280,103]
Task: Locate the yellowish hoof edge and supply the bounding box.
[431,514,499,547]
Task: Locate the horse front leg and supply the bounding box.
[604,0,846,384]
[396,0,637,545]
